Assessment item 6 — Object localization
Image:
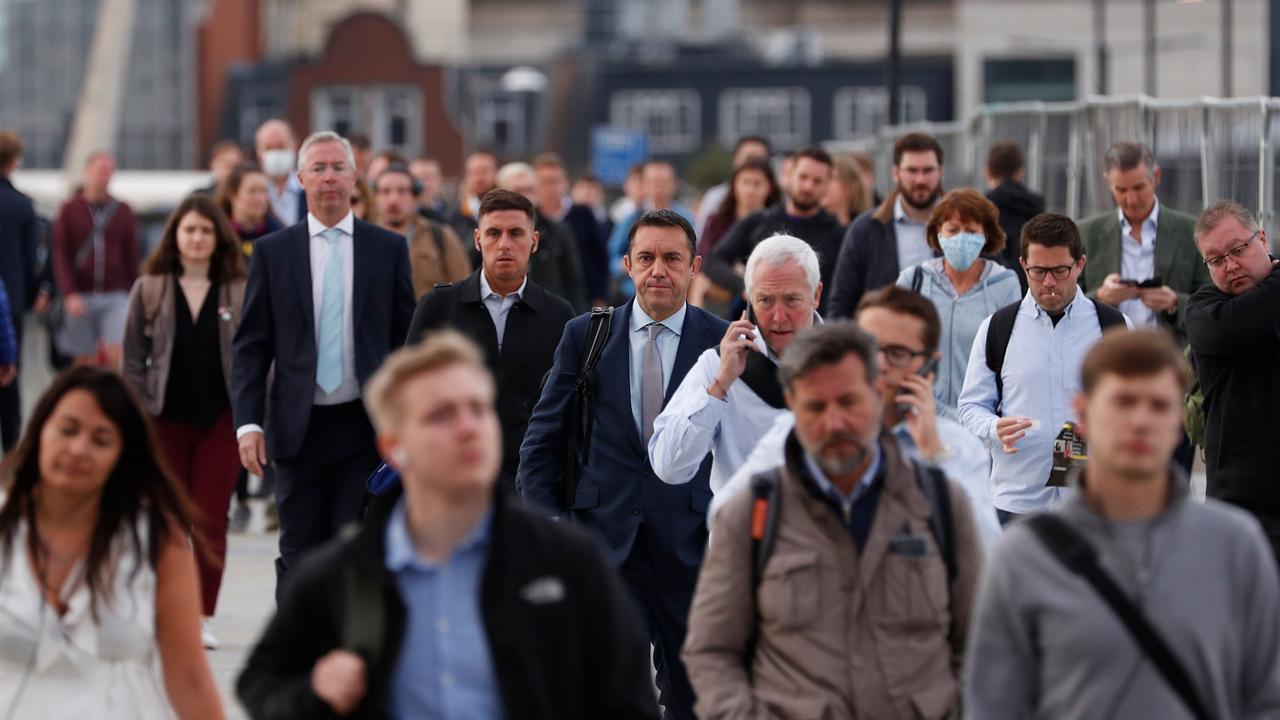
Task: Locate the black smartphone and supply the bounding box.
[738,304,758,341]
[896,356,939,416]
[1118,276,1163,289]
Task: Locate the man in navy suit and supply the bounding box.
[0,131,37,451]
[519,209,729,720]
[232,131,415,594]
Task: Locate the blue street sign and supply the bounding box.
[590,125,648,187]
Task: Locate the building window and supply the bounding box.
[475,93,525,157]
[609,89,700,154]
[239,94,283,145]
[832,86,928,140]
[718,88,810,150]
[311,85,423,157]
[983,58,1076,104]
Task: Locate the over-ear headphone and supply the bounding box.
[374,162,424,197]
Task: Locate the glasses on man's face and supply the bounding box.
[1203,231,1261,270]
[1024,264,1075,281]
[879,344,929,369]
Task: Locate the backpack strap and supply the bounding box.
[912,461,956,582]
[745,467,783,676]
[715,347,786,409]
[910,265,925,294]
[1026,514,1213,720]
[559,306,615,508]
[340,526,385,661]
[983,301,1021,415]
[1090,297,1128,332]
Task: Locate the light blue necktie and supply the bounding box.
[316,228,345,393]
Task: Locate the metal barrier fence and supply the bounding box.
[827,96,1280,248]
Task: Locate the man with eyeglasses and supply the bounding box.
[957,214,1132,524]
[1186,200,1280,562]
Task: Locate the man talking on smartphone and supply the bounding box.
[650,235,821,495]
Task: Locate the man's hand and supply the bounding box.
[709,312,756,400]
[895,371,944,457]
[1139,285,1178,313]
[0,365,15,387]
[1096,273,1139,306]
[311,650,366,716]
[238,430,267,476]
[995,417,1033,454]
[64,293,87,319]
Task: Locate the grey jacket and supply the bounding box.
[684,432,983,720]
[965,471,1280,719]
[122,274,246,417]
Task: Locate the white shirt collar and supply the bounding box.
[631,299,686,337]
[307,211,355,238]
[1118,198,1160,234]
[894,195,927,226]
[1030,284,1089,320]
[479,271,527,300]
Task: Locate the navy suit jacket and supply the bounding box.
[0,177,39,314]
[518,301,728,587]
[231,218,415,460]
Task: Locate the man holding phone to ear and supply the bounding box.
[650,235,821,494]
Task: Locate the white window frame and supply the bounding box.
[832,86,928,140]
[718,87,811,150]
[474,93,526,157]
[311,85,423,157]
[608,89,700,154]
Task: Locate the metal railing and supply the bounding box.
[827,95,1280,246]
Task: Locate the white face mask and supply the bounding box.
[261,149,296,178]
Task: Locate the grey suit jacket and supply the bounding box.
[1077,203,1210,346]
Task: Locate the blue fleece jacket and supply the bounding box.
[896,257,1022,415]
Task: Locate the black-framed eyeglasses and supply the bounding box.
[1203,230,1261,270]
[879,344,929,369]
[1024,264,1075,281]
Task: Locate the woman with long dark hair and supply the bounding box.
[121,194,246,649]
[0,367,223,718]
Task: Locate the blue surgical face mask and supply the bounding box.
[938,232,985,272]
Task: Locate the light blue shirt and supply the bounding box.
[1118,199,1160,328]
[712,413,1002,551]
[629,299,686,439]
[269,173,303,225]
[803,442,881,520]
[894,195,933,271]
[478,272,527,353]
[384,499,505,720]
[956,290,1131,514]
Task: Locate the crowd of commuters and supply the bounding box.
[0,118,1278,720]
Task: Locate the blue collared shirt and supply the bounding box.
[894,195,933,271]
[1118,199,1160,328]
[628,299,686,439]
[478,272,527,353]
[269,173,302,225]
[803,441,881,517]
[956,290,1131,514]
[384,499,505,720]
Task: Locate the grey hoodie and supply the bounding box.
[896,257,1021,415]
[965,473,1280,719]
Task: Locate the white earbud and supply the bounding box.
[392,448,408,466]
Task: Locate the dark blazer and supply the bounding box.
[985,180,1044,292]
[561,203,610,305]
[231,218,415,460]
[828,193,939,319]
[1078,203,1209,347]
[237,483,659,720]
[0,176,38,314]
[518,301,728,588]
[405,271,575,481]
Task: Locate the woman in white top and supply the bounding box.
[0,367,223,719]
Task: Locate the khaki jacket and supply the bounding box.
[402,216,471,300]
[684,432,983,720]
[121,274,245,417]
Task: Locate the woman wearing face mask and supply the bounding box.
[120,194,246,650]
[217,161,283,263]
[0,367,223,719]
[896,189,1021,416]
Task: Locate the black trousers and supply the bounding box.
[620,524,698,720]
[272,401,379,602]
[0,316,22,452]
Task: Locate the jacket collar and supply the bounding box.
[457,270,547,312]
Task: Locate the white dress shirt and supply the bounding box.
[648,331,790,494]
[308,212,359,405]
[479,272,527,352]
[956,290,1132,514]
[711,412,1002,552]
[1118,200,1159,328]
[629,300,686,439]
[894,195,933,271]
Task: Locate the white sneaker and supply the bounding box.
[201,620,219,650]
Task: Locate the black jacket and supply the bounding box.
[560,203,609,305]
[1185,264,1280,509]
[829,196,942,319]
[701,204,844,316]
[405,271,575,483]
[237,484,659,720]
[0,176,39,315]
[985,180,1043,292]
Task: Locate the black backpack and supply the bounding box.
[553,306,614,509]
[984,298,1127,413]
